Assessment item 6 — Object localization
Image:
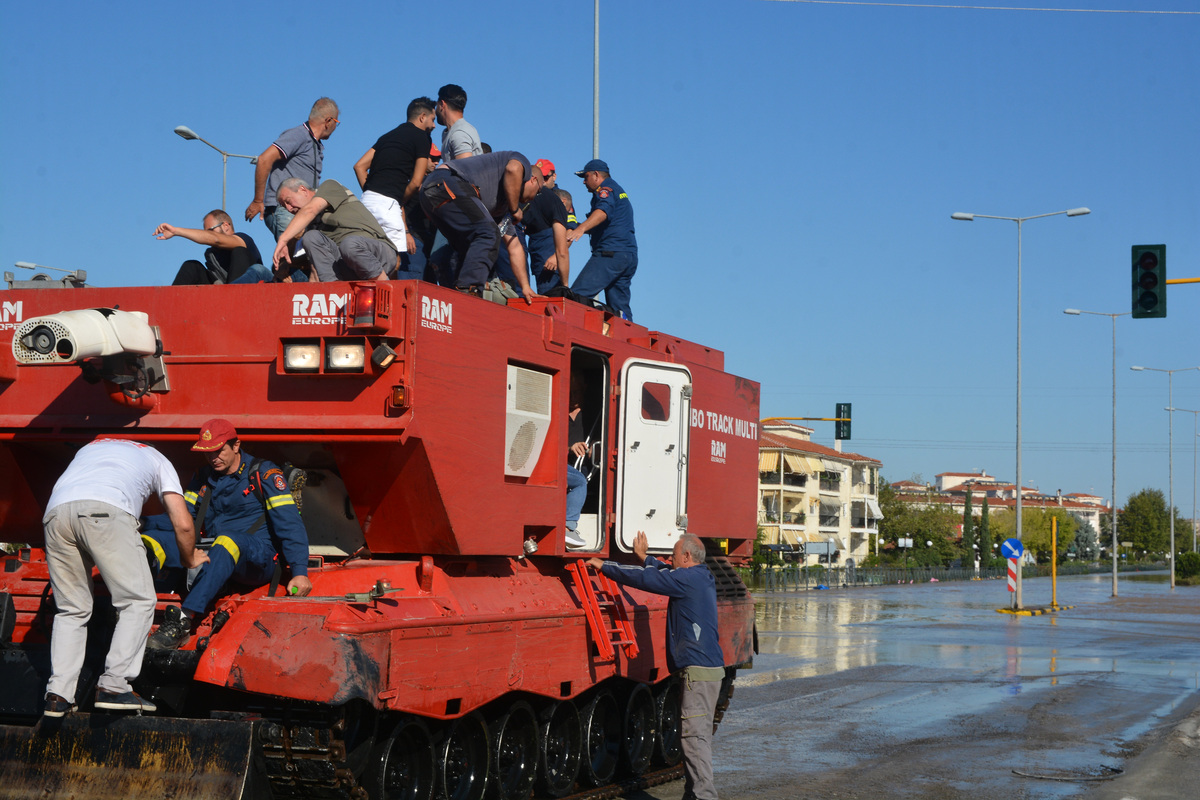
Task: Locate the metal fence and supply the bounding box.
[739,565,1006,591]
[739,562,1147,591]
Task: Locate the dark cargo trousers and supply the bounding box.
[419,173,499,289]
[681,671,722,800]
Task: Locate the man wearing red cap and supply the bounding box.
[535,159,557,189]
[146,419,312,651]
[522,162,572,293]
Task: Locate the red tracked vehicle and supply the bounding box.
[0,274,759,799]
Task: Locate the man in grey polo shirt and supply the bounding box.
[273,178,396,282]
[245,97,340,241]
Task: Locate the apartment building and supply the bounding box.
[758,422,882,567]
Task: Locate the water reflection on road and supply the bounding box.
[707,573,1200,799]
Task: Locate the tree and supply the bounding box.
[878,475,964,566]
[961,489,976,566]
[978,496,994,568]
[1120,489,1170,555]
[990,508,1075,562]
[1070,516,1099,561]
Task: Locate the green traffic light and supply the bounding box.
[1131,244,1166,319]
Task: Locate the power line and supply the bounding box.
[769,0,1199,14]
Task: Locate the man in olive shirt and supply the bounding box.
[273,178,397,281]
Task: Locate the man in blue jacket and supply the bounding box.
[588,531,725,800]
[146,419,312,650]
[566,159,637,320]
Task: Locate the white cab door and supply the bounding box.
[615,360,692,554]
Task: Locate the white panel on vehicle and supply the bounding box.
[615,360,691,554]
[504,364,553,477]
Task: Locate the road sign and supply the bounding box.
[1001,538,1024,559]
[1007,558,1018,593]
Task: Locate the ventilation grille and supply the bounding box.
[508,421,540,472]
[512,368,552,415]
[706,555,751,600]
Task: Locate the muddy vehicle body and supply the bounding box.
[0,277,759,799]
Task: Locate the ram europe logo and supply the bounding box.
[291,293,348,325]
[421,296,452,333]
[0,300,22,331]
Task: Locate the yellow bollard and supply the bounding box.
[1051,517,1058,608]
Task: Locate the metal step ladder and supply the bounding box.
[569,560,640,660]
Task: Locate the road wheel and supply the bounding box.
[437,712,488,800]
[488,701,539,800]
[621,683,655,775]
[538,701,581,797]
[365,716,435,800]
[654,679,682,767]
[579,691,621,786]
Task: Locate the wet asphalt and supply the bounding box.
[632,572,1200,800]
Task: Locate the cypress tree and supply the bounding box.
[962,488,975,566]
[979,496,992,569]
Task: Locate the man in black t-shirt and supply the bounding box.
[354,97,437,280]
[156,209,270,285]
[523,186,571,293]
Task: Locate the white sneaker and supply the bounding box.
[565,529,586,549]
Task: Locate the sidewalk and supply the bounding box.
[1084,699,1200,800]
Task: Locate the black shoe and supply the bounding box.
[95,689,156,713]
[147,605,191,651]
[43,692,76,718]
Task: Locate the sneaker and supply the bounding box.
[146,605,191,651]
[95,689,156,713]
[43,692,76,718]
[565,529,587,549]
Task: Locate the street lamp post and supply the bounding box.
[1131,365,1200,588]
[174,125,258,211]
[1166,407,1200,556]
[899,537,913,578]
[952,207,1090,608]
[1064,308,1129,597]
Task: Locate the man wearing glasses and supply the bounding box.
[245,97,340,242]
[155,210,272,285]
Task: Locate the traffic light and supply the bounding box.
[835,402,851,440]
[1131,244,1166,318]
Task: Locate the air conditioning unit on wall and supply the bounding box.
[505,365,553,477]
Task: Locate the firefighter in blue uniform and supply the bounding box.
[145,418,311,650]
[565,159,638,320]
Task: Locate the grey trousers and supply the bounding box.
[43,501,156,702]
[681,673,723,800]
[302,231,394,281]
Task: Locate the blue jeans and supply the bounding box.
[566,465,587,530]
[571,251,637,320]
[230,263,274,284]
[264,205,295,242]
[528,229,562,293]
[397,236,427,281]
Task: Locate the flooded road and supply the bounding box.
[637,573,1200,800]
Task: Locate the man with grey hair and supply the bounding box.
[587,530,725,800]
[272,177,396,282]
[246,97,340,241]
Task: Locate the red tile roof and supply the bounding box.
[759,432,881,464]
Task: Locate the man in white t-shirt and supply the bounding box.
[41,439,204,717]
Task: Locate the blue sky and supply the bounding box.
[1,0,1197,513]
